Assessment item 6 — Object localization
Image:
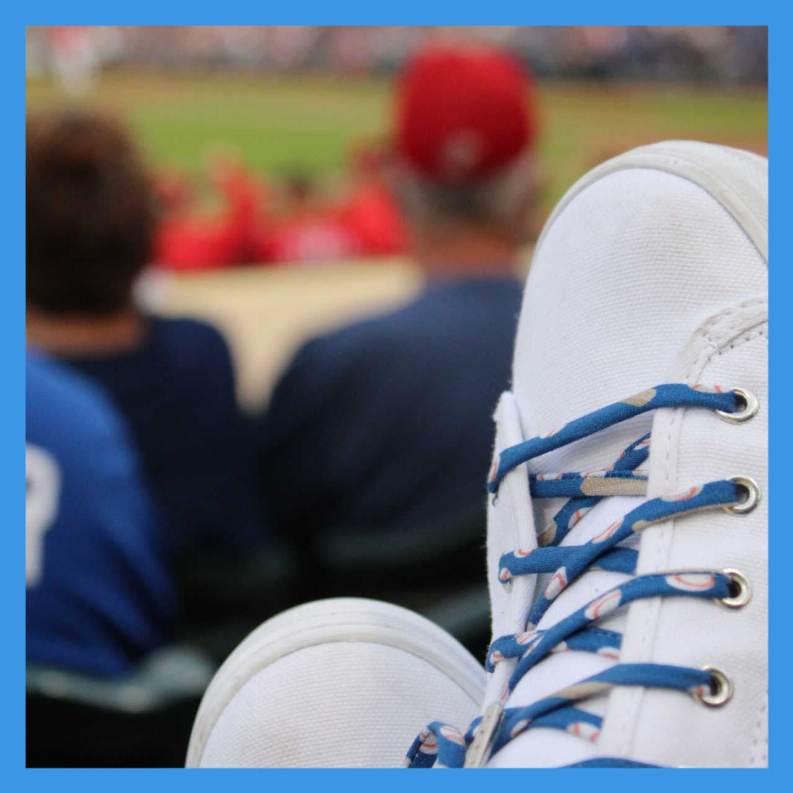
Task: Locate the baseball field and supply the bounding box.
[26,72,767,211]
[26,73,768,408]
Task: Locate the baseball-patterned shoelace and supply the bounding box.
[406,384,751,769]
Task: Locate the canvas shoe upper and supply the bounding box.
[186,598,485,767]
[407,141,767,768]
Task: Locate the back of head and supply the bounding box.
[26,109,156,316]
[393,44,539,236]
[284,172,314,208]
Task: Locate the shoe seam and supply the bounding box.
[617,320,767,761]
[748,688,769,767]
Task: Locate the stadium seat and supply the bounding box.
[26,646,215,767]
[173,541,300,665]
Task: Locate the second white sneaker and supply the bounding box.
[186,598,485,767]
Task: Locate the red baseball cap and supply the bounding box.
[395,44,537,185]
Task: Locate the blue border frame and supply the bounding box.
[4,3,786,790]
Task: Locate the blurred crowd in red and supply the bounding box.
[152,145,407,271]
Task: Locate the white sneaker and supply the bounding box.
[186,598,485,767]
[407,141,767,768]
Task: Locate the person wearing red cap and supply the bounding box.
[393,44,541,274]
[256,45,540,655]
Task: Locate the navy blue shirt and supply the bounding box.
[63,316,263,558]
[26,354,176,677]
[258,276,524,537]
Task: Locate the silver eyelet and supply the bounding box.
[723,476,760,515]
[716,569,752,609]
[693,666,733,708]
[716,387,758,424]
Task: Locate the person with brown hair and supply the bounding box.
[26,109,156,317]
[26,109,266,600]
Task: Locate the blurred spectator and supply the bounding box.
[257,172,363,263]
[26,352,175,677]
[154,155,266,271]
[25,109,265,577]
[256,46,537,648]
[47,26,98,95]
[26,355,214,769]
[338,143,407,256]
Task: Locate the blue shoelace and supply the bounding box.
[406,384,751,769]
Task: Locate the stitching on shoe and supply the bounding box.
[703,326,767,353]
[749,689,768,766]
[695,298,767,352]
[712,328,767,356]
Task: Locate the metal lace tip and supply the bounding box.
[463,702,504,768]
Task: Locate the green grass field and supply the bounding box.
[26,72,767,212]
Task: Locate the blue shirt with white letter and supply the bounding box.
[26,354,176,678]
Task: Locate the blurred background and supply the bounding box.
[26,25,767,405]
[25,26,767,768]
